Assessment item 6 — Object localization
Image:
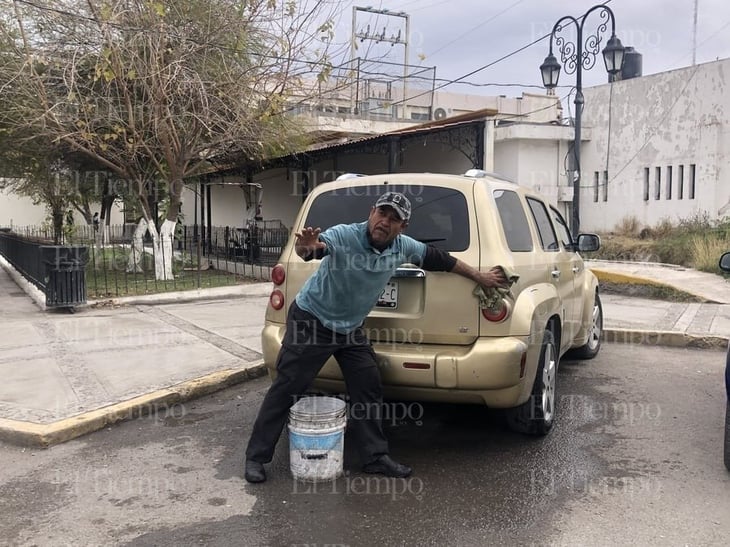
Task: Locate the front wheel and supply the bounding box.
[506,328,558,436]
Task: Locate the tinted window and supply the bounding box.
[494,189,533,252]
[305,185,470,251]
[550,207,574,251]
[527,197,558,251]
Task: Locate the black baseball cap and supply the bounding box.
[374,192,411,221]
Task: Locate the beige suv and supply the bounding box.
[262,171,602,435]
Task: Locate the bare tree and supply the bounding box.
[0,0,337,278]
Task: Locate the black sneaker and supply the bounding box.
[244,460,267,483]
[362,455,412,478]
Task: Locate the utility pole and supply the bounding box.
[350,6,410,119]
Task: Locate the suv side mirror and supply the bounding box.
[576,233,601,253]
[719,252,730,272]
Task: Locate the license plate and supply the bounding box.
[376,281,398,309]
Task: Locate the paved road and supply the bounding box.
[1,343,728,546]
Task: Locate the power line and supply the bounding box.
[389,32,550,107]
[425,0,525,59]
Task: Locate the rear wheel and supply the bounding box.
[571,292,603,360]
[506,328,558,436]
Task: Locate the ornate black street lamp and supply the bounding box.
[540,4,625,234]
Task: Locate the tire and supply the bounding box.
[506,328,558,436]
[725,399,730,471]
[571,292,603,360]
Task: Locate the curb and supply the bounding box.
[590,269,667,287]
[87,282,272,308]
[0,361,266,448]
[603,328,728,350]
[590,268,711,302]
[588,267,723,304]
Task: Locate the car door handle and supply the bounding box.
[551,269,561,279]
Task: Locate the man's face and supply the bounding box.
[367,205,407,247]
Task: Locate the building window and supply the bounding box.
[602,170,608,202]
[666,166,672,200]
[654,167,661,200]
[643,167,650,201]
[689,164,696,199]
[677,165,684,199]
[593,171,599,202]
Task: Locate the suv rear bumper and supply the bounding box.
[262,323,537,408]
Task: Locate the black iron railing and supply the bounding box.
[2,223,288,299]
[0,230,48,289]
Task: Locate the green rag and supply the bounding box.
[472,265,520,310]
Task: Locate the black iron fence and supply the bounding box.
[1,221,290,300]
[0,229,47,289]
[0,230,89,308]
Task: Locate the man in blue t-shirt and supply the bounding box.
[244,192,508,483]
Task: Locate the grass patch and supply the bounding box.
[587,214,730,274]
[86,268,252,299]
[84,245,258,299]
[690,234,730,273]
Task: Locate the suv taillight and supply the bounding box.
[271,264,286,285]
[481,299,511,322]
[269,289,285,310]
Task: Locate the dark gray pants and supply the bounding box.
[245,301,389,464]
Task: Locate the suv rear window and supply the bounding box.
[304,185,470,251]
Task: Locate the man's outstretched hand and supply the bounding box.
[474,266,510,290]
[295,227,327,258]
[451,260,511,290]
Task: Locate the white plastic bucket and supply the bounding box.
[288,396,347,482]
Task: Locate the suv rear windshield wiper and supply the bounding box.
[415,237,446,243]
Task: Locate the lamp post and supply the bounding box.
[540,4,625,235]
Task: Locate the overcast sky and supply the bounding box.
[326,0,730,99]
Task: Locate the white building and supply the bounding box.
[183,92,564,232]
[579,57,730,230]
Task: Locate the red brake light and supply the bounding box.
[271,264,285,286]
[481,299,510,322]
[269,289,285,310]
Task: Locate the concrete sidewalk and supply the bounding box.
[0,258,728,447]
[586,258,730,304]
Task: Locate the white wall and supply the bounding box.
[493,124,575,222]
[580,57,730,231]
[1,186,125,228]
[0,187,48,227]
[254,168,301,227]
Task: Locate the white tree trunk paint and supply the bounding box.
[155,219,176,281]
[127,218,147,273]
[125,218,176,280]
